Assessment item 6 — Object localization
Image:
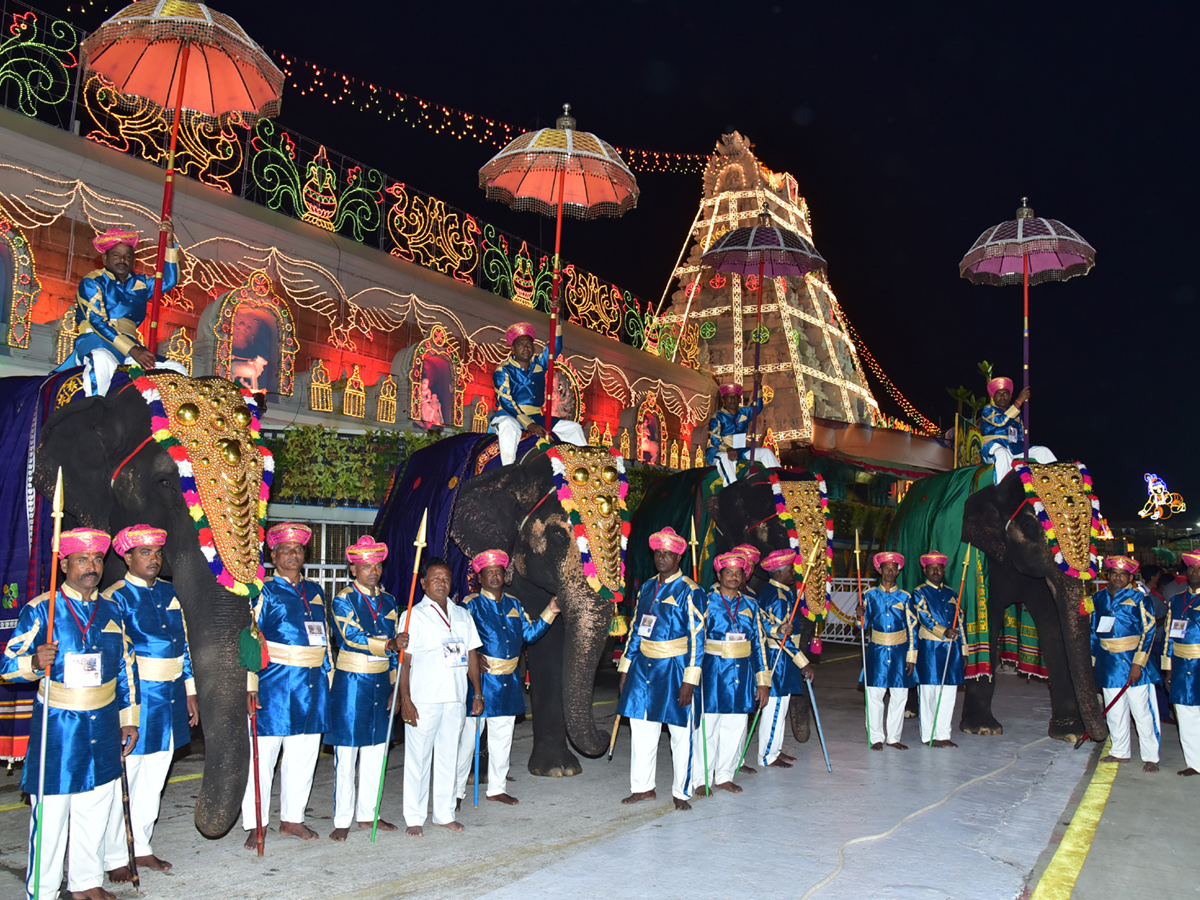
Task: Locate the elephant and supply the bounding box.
[372,433,626,777]
[626,466,833,745]
[886,461,1107,744]
[30,370,270,837]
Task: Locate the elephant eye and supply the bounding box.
[158,477,172,488]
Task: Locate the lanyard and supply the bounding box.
[431,601,452,630]
[720,591,742,627]
[360,586,380,624]
[645,578,667,615]
[62,588,98,640]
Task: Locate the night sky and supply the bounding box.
[58,1,1200,521]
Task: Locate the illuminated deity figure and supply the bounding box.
[977,376,1056,483]
[1139,473,1186,521]
[420,378,444,426]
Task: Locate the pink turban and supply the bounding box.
[266,522,312,549]
[919,551,948,567]
[873,551,905,571]
[733,543,761,567]
[715,550,752,575]
[346,536,388,564]
[113,525,167,556]
[762,549,797,572]
[93,227,139,255]
[472,549,510,573]
[1104,555,1139,575]
[59,528,111,559]
[718,383,743,397]
[649,527,687,555]
[987,377,1014,398]
[505,322,536,345]
[1183,551,1200,567]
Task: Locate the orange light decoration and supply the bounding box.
[0,216,40,348]
[386,183,480,284]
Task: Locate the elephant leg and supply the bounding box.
[788,691,811,743]
[524,623,582,777]
[1024,597,1087,743]
[959,627,1004,735]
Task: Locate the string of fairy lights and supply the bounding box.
[836,310,941,435]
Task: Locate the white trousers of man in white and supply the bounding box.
[81,348,188,397]
[757,695,791,765]
[866,687,908,745]
[333,743,387,828]
[1103,684,1160,762]
[629,715,694,800]
[455,714,516,800]
[697,712,747,786]
[990,445,1057,484]
[494,415,587,465]
[1175,704,1200,770]
[103,733,174,869]
[919,684,955,743]
[240,730,321,829]
[403,700,465,826]
[715,447,781,486]
[26,779,117,900]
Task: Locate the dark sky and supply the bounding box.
[62,1,1200,520]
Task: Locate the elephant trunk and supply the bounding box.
[560,584,610,758]
[1054,576,1109,742]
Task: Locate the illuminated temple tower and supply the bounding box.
[659,132,878,449]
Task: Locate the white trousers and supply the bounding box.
[715,447,781,485]
[1174,704,1200,770]
[494,415,587,465]
[1103,684,1160,762]
[333,743,387,828]
[866,687,908,745]
[757,696,791,765]
[628,715,695,800]
[403,701,465,826]
[103,734,174,868]
[919,684,955,743]
[698,712,747,785]
[991,445,1057,484]
[240,731,321,829]
[81,349,187,397]
[455,714,516,800]
[26,779,117,900]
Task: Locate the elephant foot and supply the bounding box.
[528,746,582,778]
[903,710,918,719]
[1047,717,1087,743]
[789,698,811,743]
[959,712,1004,736]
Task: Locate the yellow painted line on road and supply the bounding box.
[0,800,24,812]
[168,772,203,784]
[1029,741,1116,900]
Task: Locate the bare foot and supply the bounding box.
[434,820,465,832]
[359,819,397,831]
[673,798,692,811]
[621,790,656,805]
[714,781,742,794]
[779,752,797,763]
[106,867,133,884]
[135,855,171,872]
[767,758,793,768]
[71,889,116,900]
[932,740,958,749]
[1178,767,1199,776]
[1143,762,1159,773]
[455,798,462,812]
[279,822,318,841]
[739,765,757,775]
[330,827,350,842]
[1099,755,1129,763]
[488,792,519,805]
[693,786,712,798]
[406,826,423,837]
[870,742,883,751]
[887,742,908,751]
[243,829,263,850]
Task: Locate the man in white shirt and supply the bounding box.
[399,558,483,836]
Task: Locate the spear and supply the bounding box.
[927,547,971,747]
[691,519,710,797]
[856,529,873,747]
[32,469,63,900]
[371,508,427,841]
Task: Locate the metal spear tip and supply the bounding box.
[415,508,429,547]
[53,467,63,512]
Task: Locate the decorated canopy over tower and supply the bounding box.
[659,132,878,444]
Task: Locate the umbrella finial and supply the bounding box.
[758,203,772,226]
[1017,197,1034,218]
[557,103,576,130]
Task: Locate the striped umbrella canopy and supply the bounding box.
[959,199,1095,286]
[702,212,827,278]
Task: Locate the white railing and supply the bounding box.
[818,576,876,645]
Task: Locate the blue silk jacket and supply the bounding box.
[71,247,179,363]
[105,575,194,755]
[617,572,705,727]
[327,583,400,747]
[863,586,917,688]
[978,402,1023,461]
[1,585,138,795]
[705,399,766,465]
[491,344,553,429]
[912,582,965,686]
[756,580,810,697]
[462,590,554,716]
[248,576,332,736]
[698,585,769,714]
[1090,586,1158,689]
[1163,590,1200,706]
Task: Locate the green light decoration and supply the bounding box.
[750,325,770,344]
[699,320,717,340]
[481,223,554,311]
[0,10,79,117]
[658,331,677,359]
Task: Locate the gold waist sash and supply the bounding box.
[136,654,184,682]
[482,654,520,675]
[918,626,952,643]
[705,639,752,659]
[871,629,907,646]
[38,678,117,711]
[641,637,687,659]
[335,653,390,674]
[266,641,326,668]
[1099,636,1140,653]
[1173,643,1200,659]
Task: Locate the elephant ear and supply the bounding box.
[963,474,1030,564]
[451,453,553,561]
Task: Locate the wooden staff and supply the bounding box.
[927,548,972,747]
[32,469,63,900]
[855,529,873,747]
[371,508,428,841]
[250,709,263,856]
[118,755,139,888]
[1074,683,1132,750]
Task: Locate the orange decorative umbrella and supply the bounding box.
[479,105,638,424]
[82,1,283,349]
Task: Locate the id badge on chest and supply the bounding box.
[726,631,746,642]
[1170,619,1187,639]
[305,621,327,646]
[637,614,657,638]
[1007,425,1019,442]
[63,652,102,688]
[443,637,467,668]
[1096,615,1115,634]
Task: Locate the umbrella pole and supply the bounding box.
[147,40,191,353]
[1022,252,1030,460]
[747,260,765,460]
[543,173,567,427]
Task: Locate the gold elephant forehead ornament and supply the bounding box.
[547,445,628,603]
[1017,462,1099,580]
[779,481,828,570]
